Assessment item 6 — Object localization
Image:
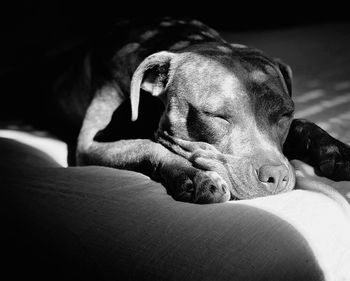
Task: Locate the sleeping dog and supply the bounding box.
[41,17,350,203]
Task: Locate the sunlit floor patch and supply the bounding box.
[334,81,350,91]
[295,92,350,118]
[293,89,324,103]
[317,111,350,128]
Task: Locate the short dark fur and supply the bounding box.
[13,17,350,203]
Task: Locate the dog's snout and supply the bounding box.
[257,164,289,193]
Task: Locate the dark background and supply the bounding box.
[1,1,349,72]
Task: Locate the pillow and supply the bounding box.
[2,137,350,280]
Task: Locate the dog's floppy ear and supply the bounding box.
[130,51,175,121]
[274,58,293,97]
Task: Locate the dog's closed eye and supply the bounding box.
[202,111,231,123]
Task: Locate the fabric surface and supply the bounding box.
[0,138,325,281]
[3,137,350,281]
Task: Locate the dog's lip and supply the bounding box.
[286,161,297,190]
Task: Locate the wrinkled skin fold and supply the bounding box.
[156,118,350,203]
[156,130,296,201]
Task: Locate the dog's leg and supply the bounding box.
[76,83,230,203]
[76,82,163,174]
[283,118,350,181]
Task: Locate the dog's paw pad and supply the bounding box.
[172,178,194,202]
[183,178,194,192]
[192,171,230,204]
[203,171,227,189]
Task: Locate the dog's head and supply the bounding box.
[130,43,295,199]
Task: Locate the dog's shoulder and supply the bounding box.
[90,17,227,93]
[109,17,225,53]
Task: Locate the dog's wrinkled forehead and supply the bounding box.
[173,44,290,105]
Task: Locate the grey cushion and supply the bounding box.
[0,138,324,280]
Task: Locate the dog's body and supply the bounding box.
[38,17,350,203]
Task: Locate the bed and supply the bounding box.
[1,21,350,281]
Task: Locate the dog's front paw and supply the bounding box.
[159,164,230,204]
[289,119,350,181]
[156,136,232,203]
[313,137,350,181]
[191,171,231,204]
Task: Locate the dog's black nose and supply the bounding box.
[258,164,289,193]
